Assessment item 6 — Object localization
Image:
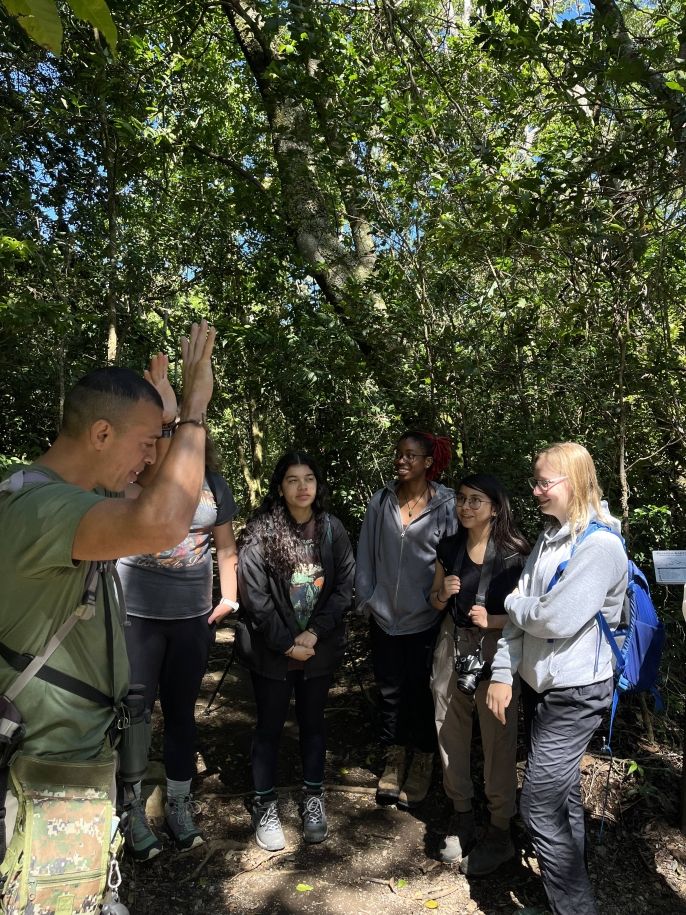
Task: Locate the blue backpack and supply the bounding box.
[547,520,665,753]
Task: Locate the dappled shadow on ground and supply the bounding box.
[122,622,686,915]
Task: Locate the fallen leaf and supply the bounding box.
[339,767,350,775]
[396,878,408,888]
[296,883,313,892]
[425,901,439,909]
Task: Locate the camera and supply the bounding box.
[454,643,491,696]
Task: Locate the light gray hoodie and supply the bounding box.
[355,481,457,635]
[490,506,627,692]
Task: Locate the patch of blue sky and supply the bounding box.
[557,1,592,23]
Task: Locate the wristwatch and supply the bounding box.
[219,597,239,611]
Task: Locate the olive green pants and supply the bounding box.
[431,616,519,829]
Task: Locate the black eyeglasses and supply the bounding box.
[456,495,491,509]
[394,450,428,463]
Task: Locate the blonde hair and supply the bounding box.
[535,442,611,535]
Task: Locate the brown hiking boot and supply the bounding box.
[376,745,407,803]
[459,824,515,876]
[397,750,434,809]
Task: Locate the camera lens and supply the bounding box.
[456,671,479,696]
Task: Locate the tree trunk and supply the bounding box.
[97,99,120,364]
[231,397,265,511]
[219,0,408,409]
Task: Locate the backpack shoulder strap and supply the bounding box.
[205,470,218,505]
[546,521,618,593]
[0,470,107,705]
[595,609,625,670]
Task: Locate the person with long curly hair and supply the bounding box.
[487,443,627,915]
[356,430,456,808]
[429,473,529,875]
[237,451,354,852]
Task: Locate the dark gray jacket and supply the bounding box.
[355,481,457,635]
[236,514,355,680]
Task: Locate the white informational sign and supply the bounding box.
[652,550,686,585]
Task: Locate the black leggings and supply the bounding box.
[370,617,439,753]
[125,613,215,781]
[250,670,332,793]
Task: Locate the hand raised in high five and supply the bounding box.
[144,353,177,425]
[180,320,216,420]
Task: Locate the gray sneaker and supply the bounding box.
[300,794,328,844]
[123,795,163,862]
[251,797,285,852]
[440,810,476,864]
[164,795,204,852]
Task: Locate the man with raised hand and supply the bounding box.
[0,321,216,862]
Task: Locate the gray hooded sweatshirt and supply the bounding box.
[490,505,627,692]
[355,481,457,635]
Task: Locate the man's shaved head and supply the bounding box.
[61,367,163,437]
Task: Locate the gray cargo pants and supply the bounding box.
[520,677,613,915]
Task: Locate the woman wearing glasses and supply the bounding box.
[356,430,456,808]
[486,443,626,915]
[429,474,529,875]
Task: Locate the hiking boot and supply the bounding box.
[376,745,407,803]
[164,795,204,852]
[123,796,163,862]
[459,824,515,876]
[439,810,476,863]
[300,793,329,844]
[397,750,434,809]
[251,797,286,852]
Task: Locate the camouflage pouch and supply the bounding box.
[0,752,121,915]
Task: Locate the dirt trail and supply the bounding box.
[122,624,686,915]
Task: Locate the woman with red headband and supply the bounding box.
[356,430,456,808]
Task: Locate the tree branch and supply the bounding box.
[592,0,686,163]
[186,141,269,194]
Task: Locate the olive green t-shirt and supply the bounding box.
[0,466,129,760]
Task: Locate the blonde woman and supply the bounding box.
[487,443,627,915]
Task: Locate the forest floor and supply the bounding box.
[121,623,686,915]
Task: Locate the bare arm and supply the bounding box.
[137,352,177,488]
[72,321,216,560]
[468,606,507,630]
[207,522,239,625]
[430,562,460,611]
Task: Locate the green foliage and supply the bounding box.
[1,0,116,54]
[0,1,685,703]
[2,0,63,53]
